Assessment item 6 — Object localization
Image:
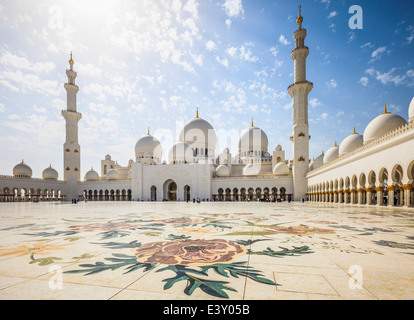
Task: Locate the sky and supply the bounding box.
[0,0,413,179]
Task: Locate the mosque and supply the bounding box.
[1,9,413,208]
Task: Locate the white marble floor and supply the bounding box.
[0,201,413,300]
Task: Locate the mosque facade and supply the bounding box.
[1,10,413,208]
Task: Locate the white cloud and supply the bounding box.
[320,0,330,8]
[270,47,279,56]
[359,76,369,87]
[365,67,408,86]
[327,11,338,19]
[321,113,328,120]
[406,25,414,44]
[226,47,238,58]
[0,70,59,96]
[216,56,229,68]
[0,103,5,112]
[205,40,217,51]
[309,98,321,108]
[325,78,337,89]
[222,0,244,18]
[226,45,258,62]
[88,102,117,116]
[360,42,375,50]
[76,62,103,78]
[278,34,290,46]
[369,46,387,63]
[0,51,55,73]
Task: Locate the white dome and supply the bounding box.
[216,165,230,177]
[135,134,162,161]
[42,165,58,180]
[409,97,414,122]
[273,162,289,175]
[275,144,282,151]
[243,161,261,176]
[363,107,407,144]
[309,158,315,171]
[238,124,269,156]
[323,143,339,164]
[313,153,324,170]
[168,141,193,164]
[13,160,32,177]
[179,114,216,151]
[339,129,363,156]
[85,168,99,181]
[106,169,120,180]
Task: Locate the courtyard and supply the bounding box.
[0,201,413,300]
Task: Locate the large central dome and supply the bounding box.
[238,121,269,157]
[179,110,217,155]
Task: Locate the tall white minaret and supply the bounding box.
[62,53,82,199]
[287,6,313,201]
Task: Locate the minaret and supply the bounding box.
[287,6,313,201]
[62,53,82,198]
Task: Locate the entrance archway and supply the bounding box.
[163,180,177,201]
[184,185,191,202]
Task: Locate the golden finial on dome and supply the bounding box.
[383,104,388,114]
[147,127,150,136]
[322,150,324,155]
[334,141,337,147]
[353,127,357,134]
[251,118,254,127]
[297,5,303,29]
[196,107,199,118]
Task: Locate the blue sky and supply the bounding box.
[0,0,413,179]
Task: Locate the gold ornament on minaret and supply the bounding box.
[297,5,303,29]
[69,51,74,66]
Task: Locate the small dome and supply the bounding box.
[13,160,32,178]
[409,97,414,122]
[106,169,120,180]
[105,154,111,160]
[42,165,58,180]
[323,143,339,164]
[273,162,289,175]
[216,165,230,177]
[238,123,269,155]
[135,134,162,161]
[84,168,99,181]
[168,141,193,164]
[339,129,363,156]
[313,152,324,170]
[309,158,315,171]
[363,106,408,144]
[243,161,261,176]
[275,144,282,151]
